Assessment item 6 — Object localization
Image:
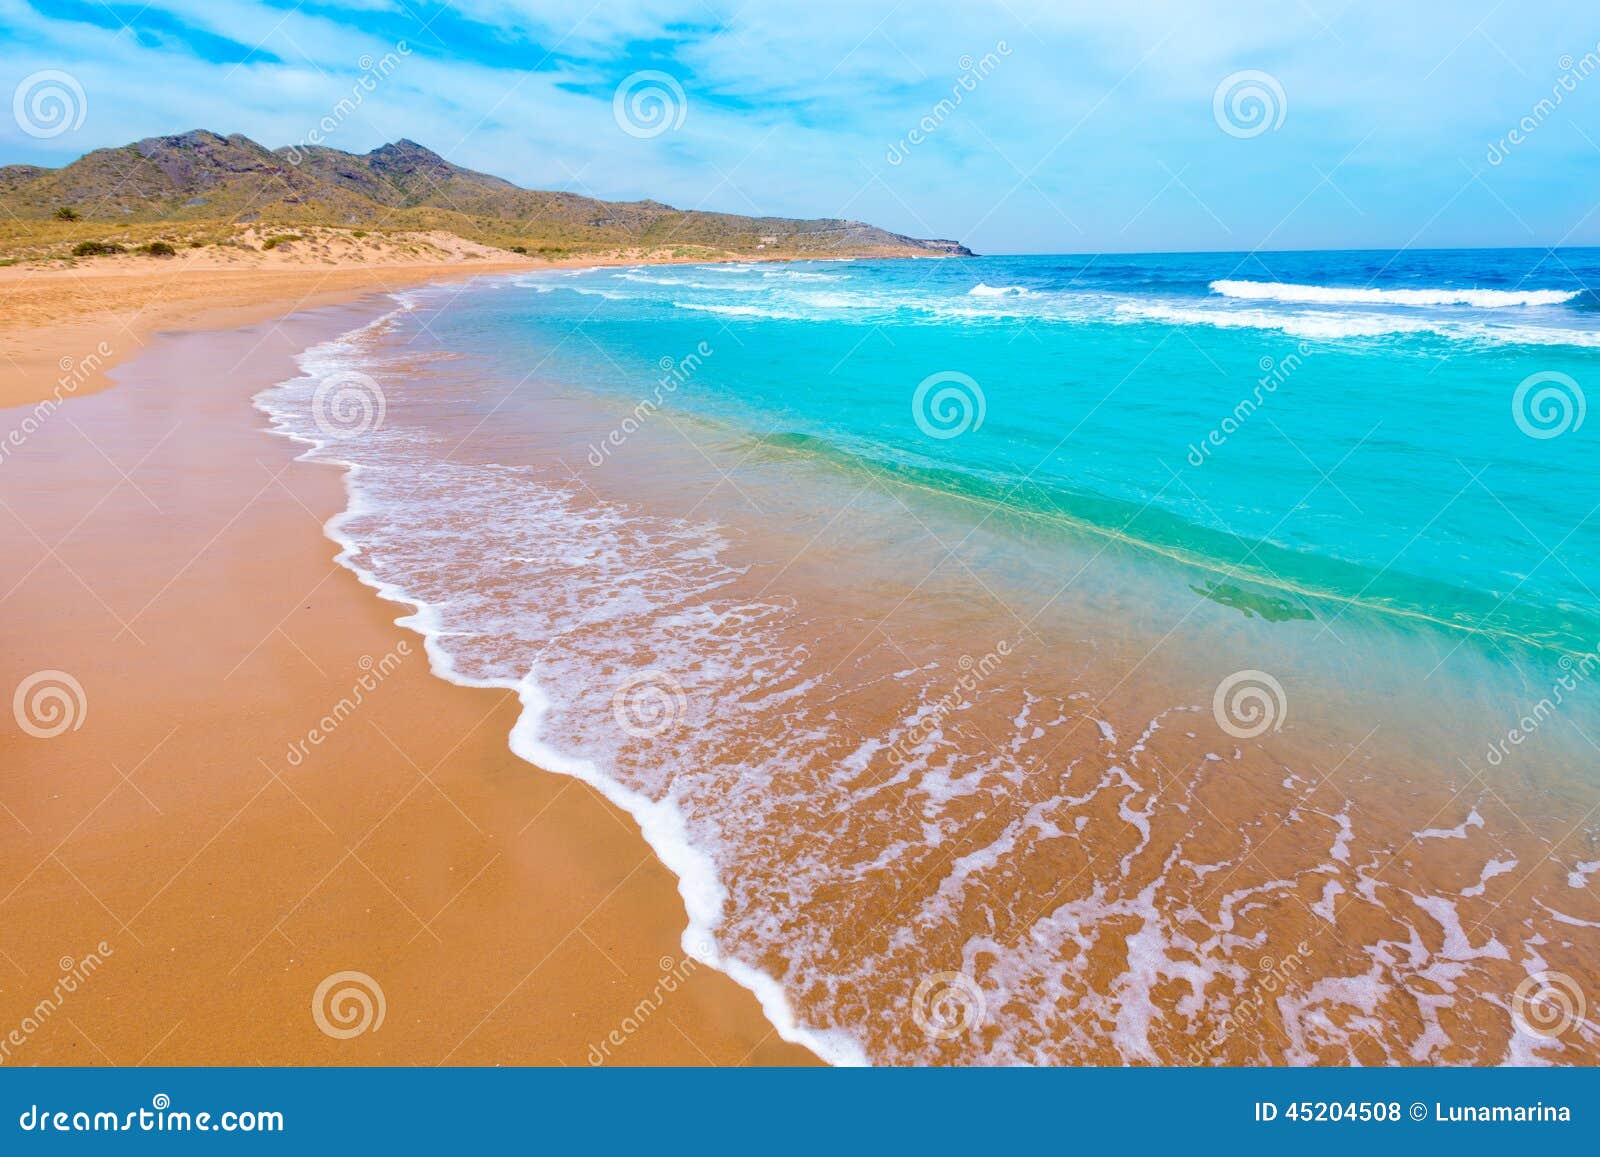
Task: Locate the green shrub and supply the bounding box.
[142,240,177,257]
[261,233,304,250]
[54,206,78,221]
[509,245,528,254]
[71,240,124,257]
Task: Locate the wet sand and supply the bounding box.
[0,296,813,1066]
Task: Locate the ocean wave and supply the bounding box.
[1120,302,1434,339]
[968,282,1034,297]
[250,284,1600,1068]
[1211,279,1583,308]
[674,301,810,320]
[1120,301,1600,347]
[761,269,844,281]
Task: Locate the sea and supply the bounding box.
[257,248,1600,1065]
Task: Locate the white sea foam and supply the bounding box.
[245,278,1597,1068]
[253,300,868,1068]
[673,301,809,320]
[1115,300,1600,347]
[1116,301,1435,339]
[1211,279,1583,308]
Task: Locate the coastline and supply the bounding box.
[0,286,817,1066]
[255,301,864,1063]
[9,255,1596,1067]
[0,244,956,412]
[288,264,1600,1066]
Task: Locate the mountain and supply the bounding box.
[0,130,972,258]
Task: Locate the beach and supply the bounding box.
[251,255,1597,1067]
[0,275,814,1066]
[4,251,1598,1069]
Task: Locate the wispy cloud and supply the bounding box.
[3,0,1596,252]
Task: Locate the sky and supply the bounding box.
[2,0,1598,254]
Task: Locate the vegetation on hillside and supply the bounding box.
[0,130,971,264]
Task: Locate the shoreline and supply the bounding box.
[0,286,817,1066]
[256,303,860,1064]
[297,267,1600,1065]
[0,245,952,412]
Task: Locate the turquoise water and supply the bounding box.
[262,250,1600,1065]
[446,250,1598,659]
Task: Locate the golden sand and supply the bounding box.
[0,293,813,1066]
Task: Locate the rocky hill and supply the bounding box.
[0,130,972,259]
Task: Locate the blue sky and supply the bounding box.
[3,0,1598,253]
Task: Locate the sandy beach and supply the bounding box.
[0,274,813,1065]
